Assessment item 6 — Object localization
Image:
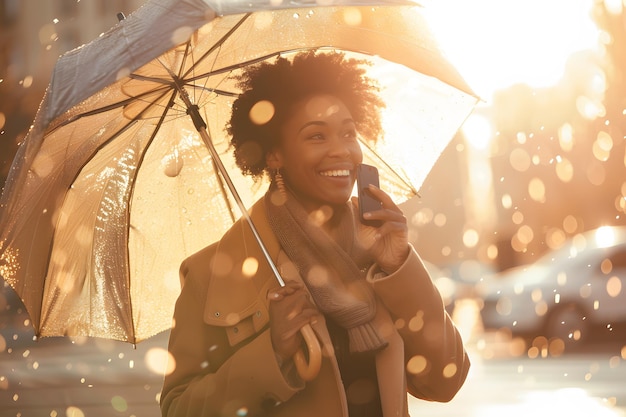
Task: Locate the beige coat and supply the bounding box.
[160,199,470,417]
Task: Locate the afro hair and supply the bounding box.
[227,50,385,179]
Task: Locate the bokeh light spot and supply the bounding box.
[406,355,428,375]
[249,100,275,125]
[342,8,363,26]
[528,177,546,202]
[145,347,176,376]
[606,276,622,298]
[66,406,85,417]
[241,257,259,278]
[442,363,458,378]
[111,395,128,412]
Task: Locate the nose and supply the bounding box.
[327,135,352,158]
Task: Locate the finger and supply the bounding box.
[267,281,305,300]
[366,184,402,212]
[280,310,320,339]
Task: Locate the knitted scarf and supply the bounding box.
[265,186,387,353]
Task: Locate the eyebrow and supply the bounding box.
[298,118,355,133]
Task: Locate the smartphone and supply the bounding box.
[356,163,383,227]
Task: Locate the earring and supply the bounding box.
[275,168,286,197]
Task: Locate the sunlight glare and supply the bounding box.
[421,0,600,100]
[595,226,616,248]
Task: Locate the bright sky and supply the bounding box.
[420,0,602,101]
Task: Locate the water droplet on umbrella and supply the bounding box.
[163,152,183,177]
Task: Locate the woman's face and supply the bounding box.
[268,94,363,212]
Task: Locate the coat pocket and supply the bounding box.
[224,309,267,346]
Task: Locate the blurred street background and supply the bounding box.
[1,0,626,416]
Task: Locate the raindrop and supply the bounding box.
[341,7,363,26]
[563,215,578,233]
[495,297,512,316]
[511,211,524,225]
[501,193,512,209]
[509,148,530,172]
[162,151,183,177]
[434,213,446,227]
[406,355,428,375]
[22,76,33,88]
[308,205,333,227]
[253,10,273,30]
[558,123,574,151]
[411,208,433,226]
[66,406,85,417]
[408,311,424,332]
[442,363,458,378]
[592,131,612,161]
[145,347,175,376]
[462,229,479,248]
[601,258,613,274]
[116,67,131,81]
[307,265,330,287]
[111,395,128,412]
[171,26,193,45]
[241,257,259,278]
[555,157,573,182]
[606,276,622,297]
[516,225,534,245]
[249,100,275,125]
[528,177,545,202]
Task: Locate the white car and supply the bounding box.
[477,226,626,345]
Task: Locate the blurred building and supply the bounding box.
[0,0,145,183]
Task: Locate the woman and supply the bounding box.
[160,51,470,417]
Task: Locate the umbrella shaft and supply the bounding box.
[181,94,286,287]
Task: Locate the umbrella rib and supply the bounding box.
[358,136,419,196]
[181,12,253,82]
[47,85,174,134]
[122,88,181,345]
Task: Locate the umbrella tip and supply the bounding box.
[117,12,126,22]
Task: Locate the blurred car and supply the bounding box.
[425,260,491,315]
[477,226,626,345]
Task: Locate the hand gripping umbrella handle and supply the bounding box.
[293,323,322,381]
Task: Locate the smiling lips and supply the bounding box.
[320,169,350,177]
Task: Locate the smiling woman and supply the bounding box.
[160,50,470,417]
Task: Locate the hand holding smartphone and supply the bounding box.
[356,163,383,227]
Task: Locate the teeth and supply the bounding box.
[320,169,350,177]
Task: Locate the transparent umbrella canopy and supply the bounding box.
[0,0,477,344]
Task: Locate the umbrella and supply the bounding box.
[0,0,477,356]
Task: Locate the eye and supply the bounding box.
[307,132,325,141]
[342,128,357,140]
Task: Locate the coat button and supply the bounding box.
[214,311,220,317]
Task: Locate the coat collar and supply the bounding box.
[203,197,281,327]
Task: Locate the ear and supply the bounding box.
[266,149,283,170]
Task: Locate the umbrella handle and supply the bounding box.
[293,323,322,381]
